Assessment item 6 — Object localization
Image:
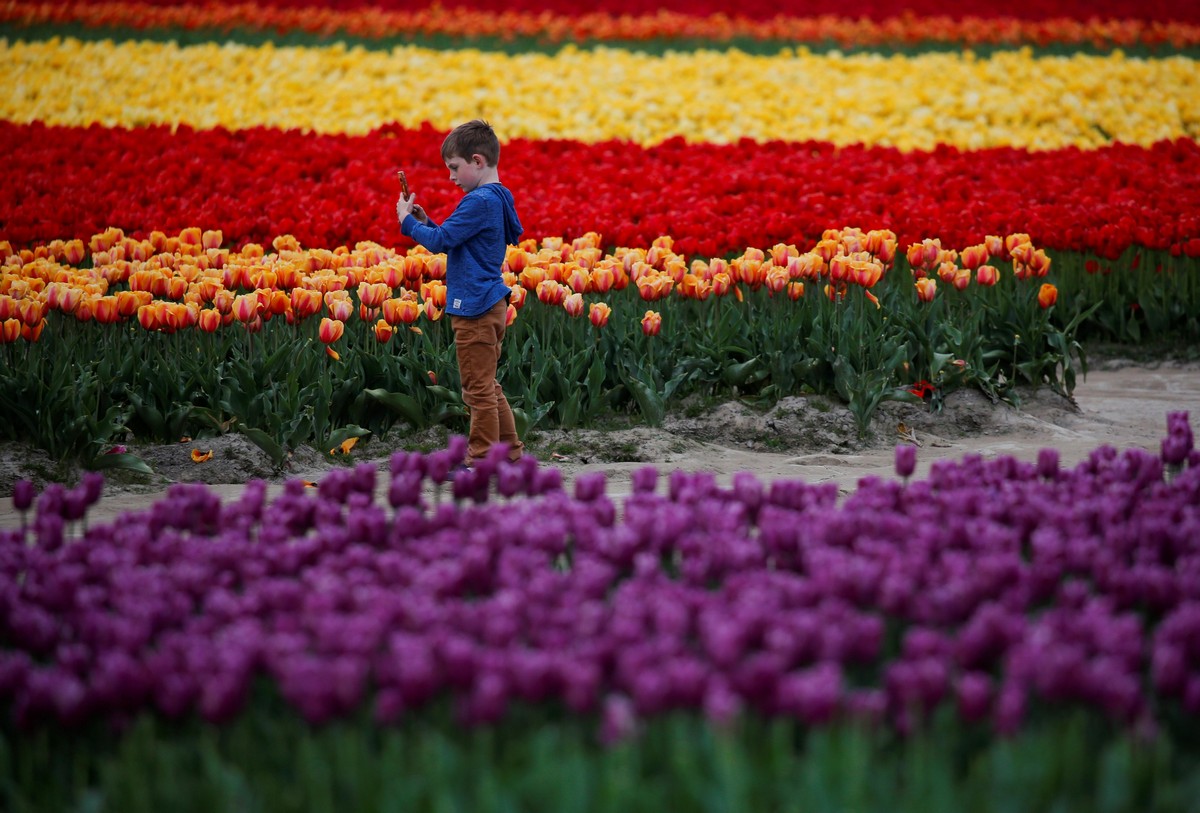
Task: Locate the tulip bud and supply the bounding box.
[1037,283,1057,309]
[895,444,917,479]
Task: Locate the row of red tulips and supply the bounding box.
[3,122,1198,261]
[7,0,1198,49]
[56,0,1200,24]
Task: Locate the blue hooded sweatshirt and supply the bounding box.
[400,183,522,318]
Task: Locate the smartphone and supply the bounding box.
[397,170,410,198]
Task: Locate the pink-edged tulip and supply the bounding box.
[291,288,323,320]
[383,297,420,325]
[787,282,805,301]
[641,310,662,337]
[232,293,261,323]
[326,295,355,322]
[536,279,568,306]
[94,296,120,324]
[976,265,1000,286]
[422,298,443,322]
[374,319,394,343]
[319,317,344,344]
[506,303,517,327]
[590,264,616,294]
[197,308,222,333]
[952,268,972,291]
[357,281,390,309]
[915,277,938,303]
[1,318,20,343]
[589,302,612,328]
[562,292,585,317]
[202,229,223,250]
[961,244,989,270]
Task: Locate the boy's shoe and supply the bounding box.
[449,462,474,479]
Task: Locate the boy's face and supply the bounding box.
[444,153,487,193]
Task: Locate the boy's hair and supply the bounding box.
[441,120,501,167]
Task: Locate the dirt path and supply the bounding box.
[1,362,1197,531]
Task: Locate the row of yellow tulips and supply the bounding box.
[4,38,1197,149]
[1,226,1055,349]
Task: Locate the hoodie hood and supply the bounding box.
[482,183,523,245]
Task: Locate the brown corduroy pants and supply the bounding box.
[451,299,524,464]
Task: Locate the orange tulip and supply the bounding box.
[864,290,881,309]
[562,292,585,317]
[319,317,345,344]
[94,295,120,324]
[374,319,394,343]
[589,302,612,328]
[564,266,590,294]
[505,303,517,327]
[358,281,390,309]
[326,294,355,322]
[641,310,662,337]
[765,266,789,295]
[1,318,20,343]
[961,244,989,270]
[590,264,616,293]
[536,279,568,306]
[422,298,443,322]
[232,293,262,323]
[509,284,528,309]
[976,265,1000,287]
[116,290,149,317]
[290,288,323,320]
[985,234,1006,259]
[952,268,972,292]
[137,304,161,331]
[200,229,222,250]
[787,282,805,301]
[383,297,420,325]
[711,272,732,297]
[915,277,938,303]
[197,308,222,333]
[1038,283,1058,309]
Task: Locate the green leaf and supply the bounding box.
[512,401,555,438]
[364,388,428,428]
[239,426,286,467]
[625,374,665,426]
[87,452,154,475]
[426,385,464,405]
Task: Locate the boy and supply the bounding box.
[396,119,524,469]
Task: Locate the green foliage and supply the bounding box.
[2,701,1196,813]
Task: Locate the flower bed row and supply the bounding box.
[4,122,1199,264]
[4,37,1196,149]
[44,0,1200,25]
[6,0,1200,50]
[2,418,1198,807]
[0,226,1086,462]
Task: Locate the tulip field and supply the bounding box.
[3,0,1200,810]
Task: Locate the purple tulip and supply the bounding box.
[895,444,917,479]
[12,479,36,512]
[1036,448,1060,479]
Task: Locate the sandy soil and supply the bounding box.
[1,359,1197,530]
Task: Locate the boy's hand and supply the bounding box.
[396,193,429,224]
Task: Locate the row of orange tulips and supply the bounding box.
[1,226,1057,351]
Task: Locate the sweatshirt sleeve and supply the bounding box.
[401,194,487,254]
